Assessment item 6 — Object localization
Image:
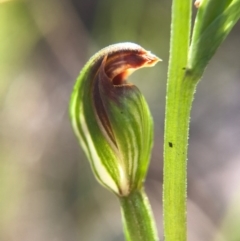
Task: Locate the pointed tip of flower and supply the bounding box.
[143,52,162,67]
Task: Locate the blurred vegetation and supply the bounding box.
[0,1,40,96]
[0,0,240,240]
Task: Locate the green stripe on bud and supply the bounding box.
[70,43,160,196]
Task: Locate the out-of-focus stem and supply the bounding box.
[119,190,159,241]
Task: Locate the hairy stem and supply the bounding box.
[163,0,192,240]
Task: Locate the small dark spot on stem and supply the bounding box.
[182,67,186,70]
[168,142,173,148]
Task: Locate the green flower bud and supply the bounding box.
[69,43,160,196]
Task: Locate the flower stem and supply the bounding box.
[119,189,159,241]
[163,0,193,240]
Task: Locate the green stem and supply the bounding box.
[163,0,193,241]
[119,189,159,241]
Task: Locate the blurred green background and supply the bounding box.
[1,0,240,240]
